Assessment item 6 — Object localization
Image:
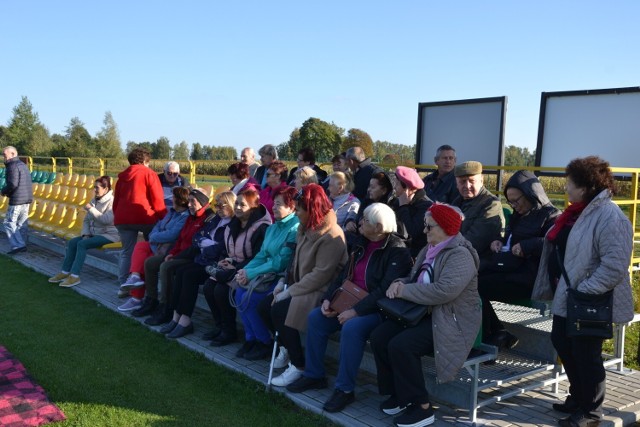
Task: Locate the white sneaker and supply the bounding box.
[118,297,142,312]
[271,363,303,387]
[273,346,290,369]
[120,275,145,290]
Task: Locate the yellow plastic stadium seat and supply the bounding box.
[48,184,61,200]
[101,241,122,249]
[75,188,89,206]
[68,174,80,187]
[76,175,87,188]
[29,200,47,220]
[43,203,68,234]
[64,187,78,204]
[41,184,53,199]
[31,202,58,231]
[85,175,95,189]
[56,186,69,202]
[53,206,78,238]
[32,183,40,196]
[64,209,86,240]
[0,195,8,218]
[53,173,64,185]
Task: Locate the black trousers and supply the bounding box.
[370,316,434,408]
[478,271,533,337]
[257,294,305,368]
[551,315,605,420]
[203,279,237,337]
[172,262,210,317]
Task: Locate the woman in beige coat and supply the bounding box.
[370,203,480,427]
[48,176,120,288]
[258,184,347,384]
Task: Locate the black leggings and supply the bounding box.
[257,294,304,368]
[203,278,237,337]
[171,262,210,317]
[478,271,533,337]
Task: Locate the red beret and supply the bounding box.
[428,203,462,236]
[395,166,424,190]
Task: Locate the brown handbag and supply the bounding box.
[329,254,369,313]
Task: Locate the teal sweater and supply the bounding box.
[243,212,299,280]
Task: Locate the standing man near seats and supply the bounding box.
[422,144,458,203]
[345,146,381,201]
[240,147,260,177]
[1,146,32,254]
[451,161,504,258]
[158,161,190,210]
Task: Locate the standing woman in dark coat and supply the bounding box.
[479,170,560,348]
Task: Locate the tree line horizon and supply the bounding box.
[0,96,536,166]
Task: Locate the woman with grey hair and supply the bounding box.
[328,171,360,230]
[255,144,279,189]
[285,203,411,414]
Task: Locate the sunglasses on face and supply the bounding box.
[166,171,179,177]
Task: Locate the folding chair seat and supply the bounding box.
[52,206,78,239]
[75,188,89,206]
[43,203,68,234]
[31,202,58,231]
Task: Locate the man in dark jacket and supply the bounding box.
[2,146,33,254]
[286,147,328,186]
[422,144,458,203]
[345,146,381,201]
[451,161,504,258]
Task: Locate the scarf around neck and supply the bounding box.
[546,201,587,242]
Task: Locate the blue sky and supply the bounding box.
[2,1,638,153]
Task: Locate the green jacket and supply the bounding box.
[452,186,504,258]
[243,212,299,280]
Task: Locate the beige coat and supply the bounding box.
[81,191,120,242]
[400,234,481,383]
[285,210,348,331]
[532,189,634,323]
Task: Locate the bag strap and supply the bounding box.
[555,244,573,289]
[346,252,356,281]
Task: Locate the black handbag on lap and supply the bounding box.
[377,297,430,328]
[556,246,613,339]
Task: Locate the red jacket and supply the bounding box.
[168,205,210,256]
[113,164,167,225]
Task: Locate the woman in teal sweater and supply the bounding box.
[233,186,299,361]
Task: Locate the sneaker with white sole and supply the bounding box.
[118,297,142,312]
[48,272,69,283]
[270,363,303,387]
[273,346,290,369]
[120,274,145,291]
[59,276,81,288]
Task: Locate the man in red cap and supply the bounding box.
[393,166,433,257]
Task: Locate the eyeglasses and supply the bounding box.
[166,171,179,177]
[424,222,440,232]
[507,194,525,207]
[266,172,278,177]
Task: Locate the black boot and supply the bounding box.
[131,297,158,317]
[144,303,172,326]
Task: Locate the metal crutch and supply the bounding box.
[266,283,286,391]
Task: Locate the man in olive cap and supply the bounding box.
[451,161,504,257]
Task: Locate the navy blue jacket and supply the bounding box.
[1,157,32,205]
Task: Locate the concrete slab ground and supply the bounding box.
[3,231,640,427]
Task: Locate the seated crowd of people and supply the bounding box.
[40,144,633,427]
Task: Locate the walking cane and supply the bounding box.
[266,283,286,391]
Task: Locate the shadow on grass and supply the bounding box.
[0,256,335,427]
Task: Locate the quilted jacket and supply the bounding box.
[532,189,634,323]
[399,233,481,383]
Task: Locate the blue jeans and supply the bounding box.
[235,284,275,344]
[62,235,112,275]
[4,203,30,249]
[304,307,383,392]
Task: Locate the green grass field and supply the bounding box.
[0,256,335,427]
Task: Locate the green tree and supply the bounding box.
[278,118,343,162]
[173,141,190,160]
[372,140,415,164]
[24,123,53,157]
[95,111,123,158]
[153,136,171,160]
[191,142,207,160]
[207,146,237,160]
[2,96,42,154]
[342,128,373,156]
[126,141,154,155]
[63,117,93,157]
[504,145,535,166]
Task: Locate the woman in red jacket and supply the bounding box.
[113,148,167,287]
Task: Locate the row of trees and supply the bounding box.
[0,96,535,166]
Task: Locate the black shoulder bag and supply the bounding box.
[556,246,613,339]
